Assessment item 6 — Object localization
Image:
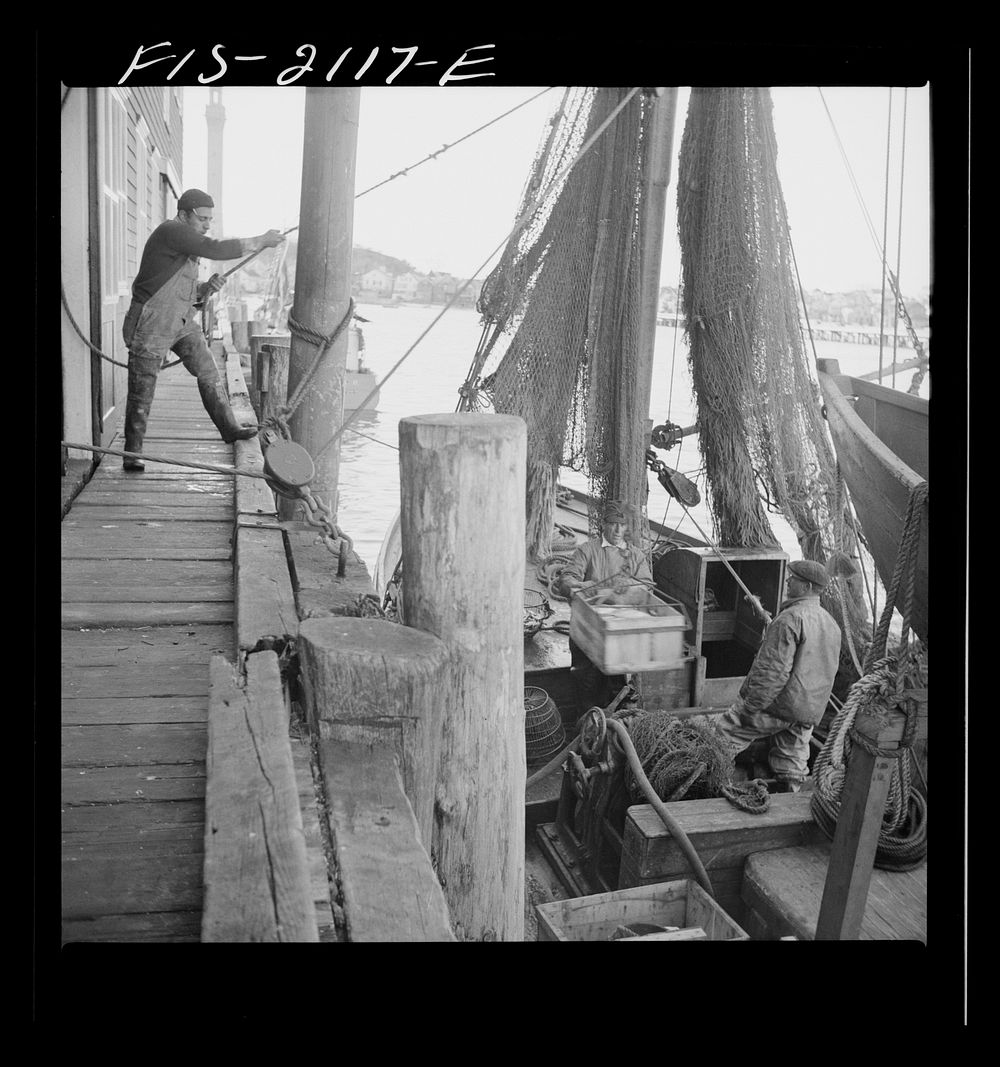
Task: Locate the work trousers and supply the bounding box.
[714,705,813,784]
[122,259,226,455]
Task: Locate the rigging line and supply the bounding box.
[310,87,643,465]
[816,89,887,265]
[60,441,272,480]
[893,88,909,389]
[878,89,894,383]
[61,279,129,369]
[344,426,398,451]
[354,86,556,199]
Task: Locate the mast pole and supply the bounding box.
[635,88,678,537]
[279,88,361,520]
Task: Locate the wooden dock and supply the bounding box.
[61,366,237,943]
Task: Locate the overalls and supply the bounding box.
[121,256,230,456]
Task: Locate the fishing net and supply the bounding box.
[463,88,654,560]
[676,87,870,665]
[623,710,768,813]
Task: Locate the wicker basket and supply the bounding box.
[523,588,552,638]
[524,685,566,766]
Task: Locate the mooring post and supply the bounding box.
[279,87,360,521]
[398,413,527,942]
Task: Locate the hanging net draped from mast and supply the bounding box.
[677,87,870,668]
[462,88,653,559]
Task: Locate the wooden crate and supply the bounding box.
[618,794,824,925]
[570,586,687,674]
[535,879,748,941]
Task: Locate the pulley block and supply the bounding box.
[263,439,316,496]
[657,464,701,507]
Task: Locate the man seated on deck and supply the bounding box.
[713,559,842,793]
[559,500,653,715]
[121,188,286,471]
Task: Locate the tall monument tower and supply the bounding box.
[205,88,225,237]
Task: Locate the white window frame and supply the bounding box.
[135,117,152,255]
[100,88,129,300]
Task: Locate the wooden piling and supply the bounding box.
[279,87,360,521]
[296,616,450,847]
[398,413,527,942]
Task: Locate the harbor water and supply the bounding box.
[337,302,929,573]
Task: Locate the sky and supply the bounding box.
[181,84,931,298]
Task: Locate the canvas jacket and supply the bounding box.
[560,537,652,592]
[738,595,842,725]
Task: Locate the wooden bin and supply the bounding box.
[570,586,687,675]
[534,879,749,942]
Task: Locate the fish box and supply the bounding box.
[534,879,749,942]
[570,585,688,674]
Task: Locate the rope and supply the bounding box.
[678,505,773,624]
[60,440,271,480]
[878,89,893,382]
[282,298,356,422]
[605,718,715,897]
[355,87,555,199]
[810,481,928,871]
[61,281,129,369]
[816,88,929,373]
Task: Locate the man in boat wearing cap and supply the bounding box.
[714,558,842,793]
[120,188,286,470]
[559,501,653,714]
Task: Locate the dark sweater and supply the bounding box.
[131,220,244,305]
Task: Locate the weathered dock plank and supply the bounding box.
[62,763,206,805]
[69,490,232,507]
[61,625,234,665]
[63,602,234,628]
[66,504,233,523]
[62,910,202,943]
[61,523,233,560]
[62,664,209,698]
[235,526,298,652]
[62,559,232,601]
[62,798,205,834]
[61,696,208,725]
[62,825,204,920]
[62,723,207,766]
[202,653,318,942]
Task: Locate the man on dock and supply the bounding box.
[560,501,653,714]
[713,559,841,793]
[121,188,286,470]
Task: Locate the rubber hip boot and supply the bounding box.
[198,377,258,444]
[123,365,158,470]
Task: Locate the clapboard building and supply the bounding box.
[61,85,185,477]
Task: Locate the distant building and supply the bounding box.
[427,272,459,303]
[359,267,394,297]
[453,278,483,308]
[393,272,432,302]
[61,85,184,469]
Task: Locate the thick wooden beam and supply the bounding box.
[319,738,455,942]
[398,413,526,942]
[235,525,297,653]
[202,652,318,942]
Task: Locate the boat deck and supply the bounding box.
[742,842,927,941]
[61,367,238,943]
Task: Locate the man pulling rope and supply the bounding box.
[121,188,286,471]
